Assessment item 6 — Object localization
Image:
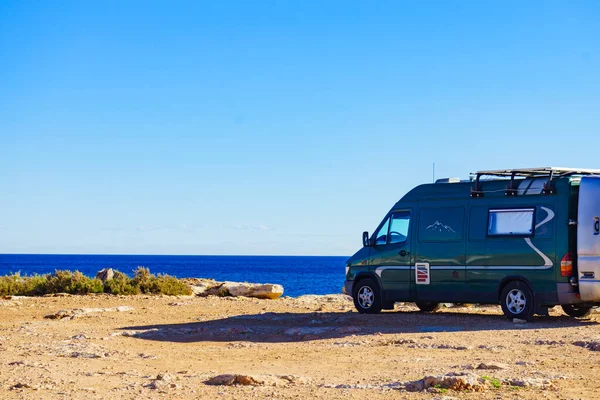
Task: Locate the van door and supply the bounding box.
[577,176,600,302]
[370,210,413,301]
[414,205,467,302]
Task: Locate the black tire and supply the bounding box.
[500,281,535,321]
[415,301,441,312]
[352,278,382,314]
[561,304,593,318]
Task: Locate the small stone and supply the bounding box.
[516,361,535,366]
[156,373,172,381]
[10,382,35,390]
[513,318,527,324]
[72,334,88,340]
[476,362,508,370]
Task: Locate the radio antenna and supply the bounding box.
[433,162,436,183]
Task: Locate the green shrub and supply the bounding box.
[45,270,103,295]
[103,270,139,295]
[0,267,191,296]
[132,266,159,293]
[0,273,24,296]
[20,274,48,296]
[154,274,193,296]
[130,266,191,295]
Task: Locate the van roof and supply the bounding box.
[397,167,600,204]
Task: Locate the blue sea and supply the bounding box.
[0,254,348,297]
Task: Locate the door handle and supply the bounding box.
[399,250,410,257]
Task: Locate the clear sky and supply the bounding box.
[1,1,599,256]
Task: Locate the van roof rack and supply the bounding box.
[471,167,600,178]
[470,167,600,198]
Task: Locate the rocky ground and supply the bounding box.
[1,294,600,399]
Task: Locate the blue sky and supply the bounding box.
[1,1,598,255]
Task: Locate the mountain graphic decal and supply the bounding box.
[425,221,456,233]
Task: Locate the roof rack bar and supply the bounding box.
[506,172,518,196]
[542,169,556,195]
[470,173,484,198]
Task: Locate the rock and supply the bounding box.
[205,374,310,387]
[405,373,489,392]
[179,278,218,296]
[515,361,535,366]
[226,282,284,299]
[279,375,311,385]
[476,362,508,370]
[156,373,172,382]
[513,318,527,324]
[45,306,134,320]
[70,351,103,359]
[506,377,553,389]
[181,278,284,299]
[573,340,600,351]
[43,293,72,297]
[96,268,115,282]
[206,374,263,386]
[284,327,330,336]
[146,379,178,390]
[10,382,34,390]
[71,334,88,340]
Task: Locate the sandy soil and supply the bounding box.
[1,294,600,399]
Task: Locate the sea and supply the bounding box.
[0,254,349,297]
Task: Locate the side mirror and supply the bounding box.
[362,231,370,247]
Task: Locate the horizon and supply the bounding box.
[2,1,599,255]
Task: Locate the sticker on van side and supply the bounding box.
[594,216,599,235]
[415,263,430,285]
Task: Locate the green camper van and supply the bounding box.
[344,167,600,320]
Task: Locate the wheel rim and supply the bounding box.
[357,286,374,309]
[506,288,526,314]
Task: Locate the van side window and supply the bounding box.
[488,208,535,237]
[375,218,390,245]
[389,211,411,244]
[374,211,411,245]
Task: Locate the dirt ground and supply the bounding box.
[1,294,600,399]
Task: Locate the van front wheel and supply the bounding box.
[415,302,441,312]
[352,278,382,314]
[561,304,593,318]
[500,281,534,321]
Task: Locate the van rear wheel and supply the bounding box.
[500,281,534,321]
[561,304,593,318]
[415,301,441,312]
[352,278,382,314]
